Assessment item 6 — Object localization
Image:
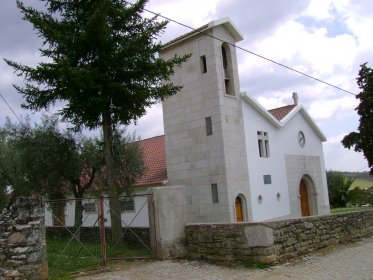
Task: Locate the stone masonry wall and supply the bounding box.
[0,197,48,280]
[186,210,373,264]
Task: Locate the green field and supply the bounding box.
[351,179,373,190]
[332,171,373,190]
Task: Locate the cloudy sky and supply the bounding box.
[0,0,371,172]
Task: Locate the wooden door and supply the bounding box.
[235,196,243,222]
[300,179,310,216]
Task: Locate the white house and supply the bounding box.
[44,136,167,228]
[160,17,330,223]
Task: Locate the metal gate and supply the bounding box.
[44,194,154,279]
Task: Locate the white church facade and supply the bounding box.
[160,18,330,223]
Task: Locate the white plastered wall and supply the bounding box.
[242,101,330,221]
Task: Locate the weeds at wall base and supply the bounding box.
[244,260,270,270]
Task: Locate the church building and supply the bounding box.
[159,18,330,223]
[45,18,330,227]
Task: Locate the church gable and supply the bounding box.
[241,92,326,142]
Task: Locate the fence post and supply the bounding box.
[147,192,157,257]
[99,196,107,266]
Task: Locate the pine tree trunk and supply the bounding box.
[74,193,84,242]
[102,110,122,243]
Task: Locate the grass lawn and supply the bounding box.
[47,238,151,279]
[331,206,373,213]
[47,238,102,279]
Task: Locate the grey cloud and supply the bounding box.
[239,63,315,98]
[0,1,45,53]
[351,0,373,17]
[213,0,310,42]
[353,50,373,72]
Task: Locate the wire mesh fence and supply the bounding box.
[44,194,154,279]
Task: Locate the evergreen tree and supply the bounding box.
[0,116,77,199]
[5,0,189,241]
[342,63,373,175]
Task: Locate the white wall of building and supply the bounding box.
[242,99,329,221]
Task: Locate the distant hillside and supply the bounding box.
[329,171,373,189]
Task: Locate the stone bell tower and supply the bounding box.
[160,18,251,223]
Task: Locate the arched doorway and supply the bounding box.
[299,179,310,216]
[235,196,244,222]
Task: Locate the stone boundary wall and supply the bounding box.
[186,210,373,264]
[0,197,48,279]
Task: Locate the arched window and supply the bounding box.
[221,43,235,96]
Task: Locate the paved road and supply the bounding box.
[78,237,373,280]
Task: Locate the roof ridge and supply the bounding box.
[162,24,209,48]
[139,134,164,140]
[268,104,295,112]
[133,134,165,143]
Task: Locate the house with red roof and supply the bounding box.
[136,135,167,188]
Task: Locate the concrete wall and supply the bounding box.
[149,186,188,259]
[161,20,250,223]
[185,210,373,264]
[0,197,48,279]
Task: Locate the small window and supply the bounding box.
[263,175,272,184]
[276,192,281,201]
[83,202,96,213]
[211,183,219,203]
[257,131,270,157]
[205,116,212,136]
[120,197,135,212]
[200,55,207,73]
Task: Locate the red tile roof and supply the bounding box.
[135,105,295,187]
[268,105,296,121]
[136,135,167,187]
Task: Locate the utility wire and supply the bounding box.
[0,92,23,124]
[127,1,357,96]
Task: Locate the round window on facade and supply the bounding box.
[298,131,305,147]
[276,192,281,201]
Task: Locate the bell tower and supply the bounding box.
[160,18,251,223]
